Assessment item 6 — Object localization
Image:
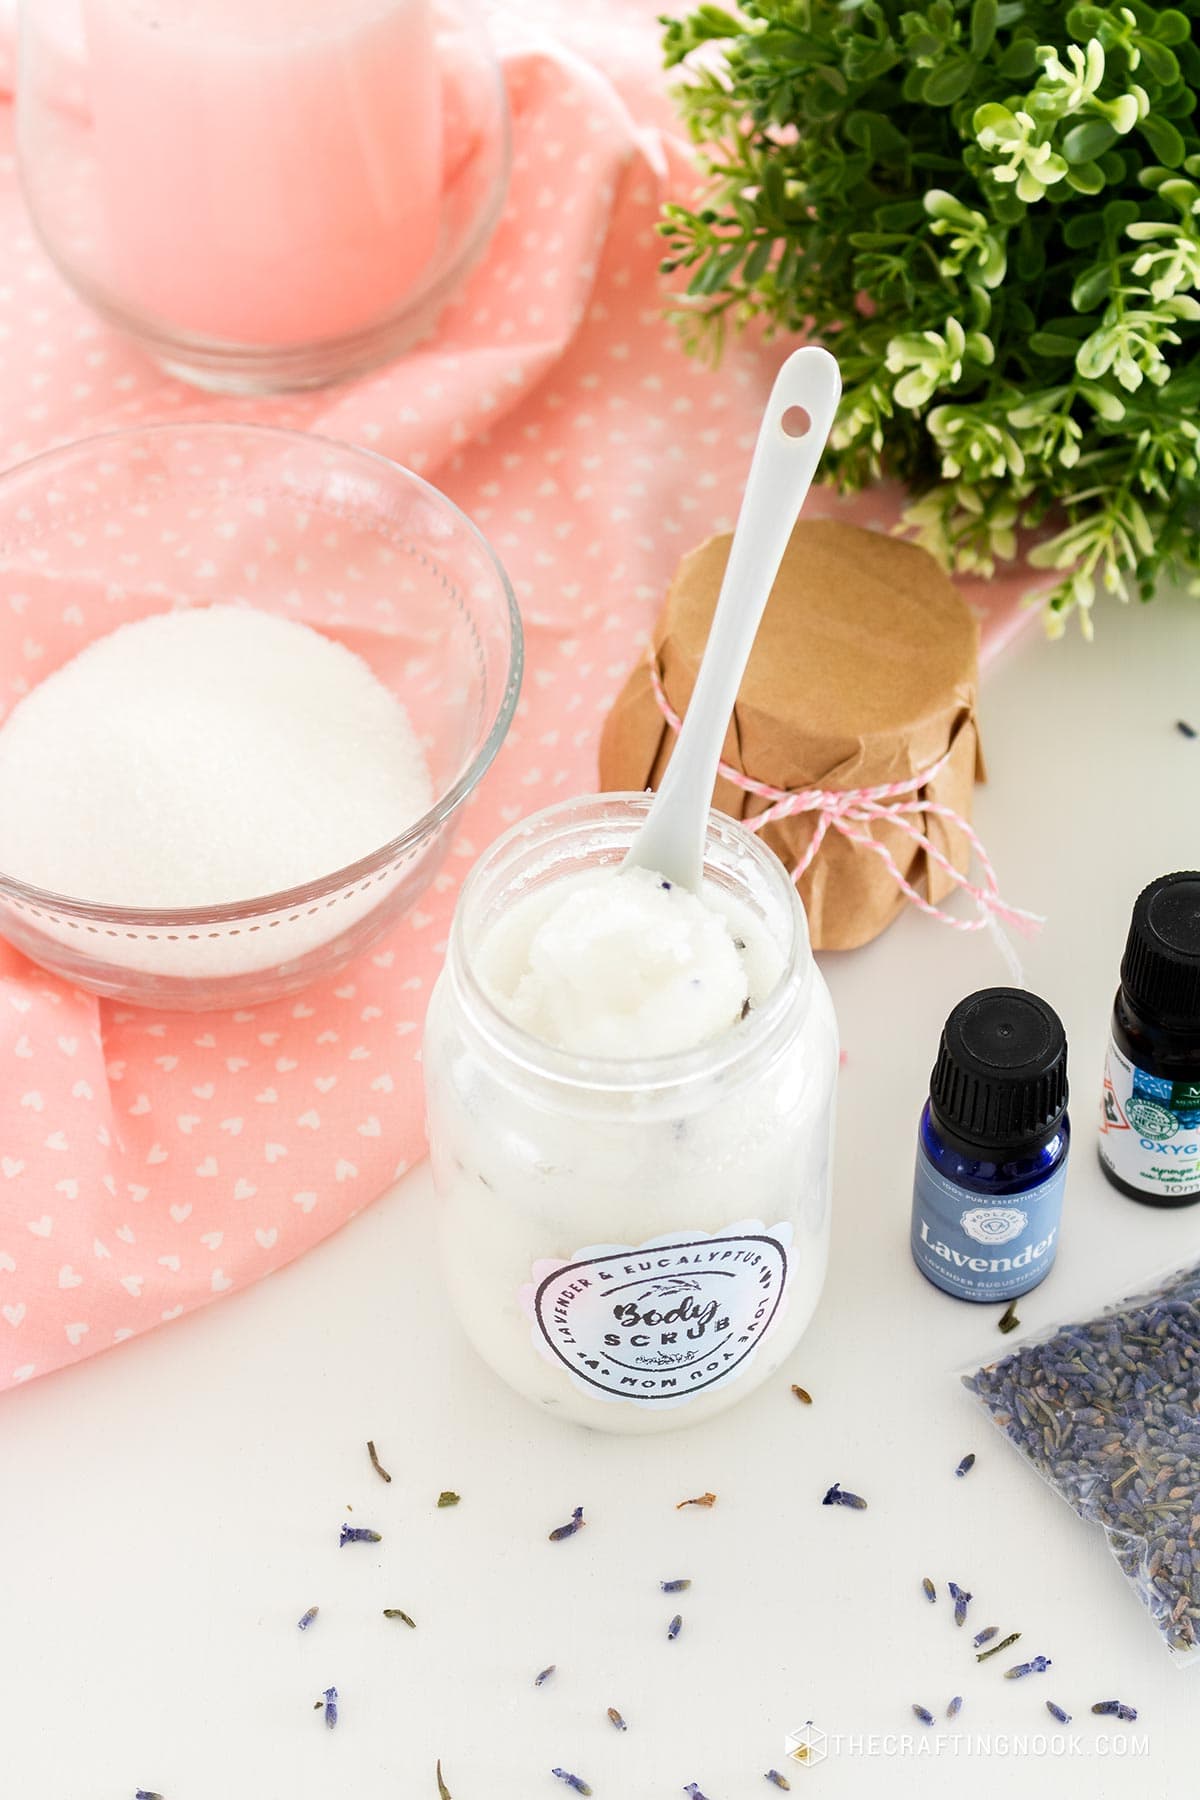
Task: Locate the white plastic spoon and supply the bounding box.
[623,343,842,892]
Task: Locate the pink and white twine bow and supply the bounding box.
[648,656,1042,937]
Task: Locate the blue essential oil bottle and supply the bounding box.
[911,988,1070,1303]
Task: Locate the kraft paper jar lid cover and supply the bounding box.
[599,519,984,950]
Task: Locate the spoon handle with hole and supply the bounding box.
[624,344,841,892]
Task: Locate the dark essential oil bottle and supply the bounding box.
[1100,872,1200,1208]
[911,987,1070,1303]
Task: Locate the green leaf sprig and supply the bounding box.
[660,0,1200,634]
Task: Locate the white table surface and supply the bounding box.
[5,586,1200,1800]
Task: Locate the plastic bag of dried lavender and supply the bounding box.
[965,1260,1200,1661]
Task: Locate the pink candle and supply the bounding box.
[82,0,445,347]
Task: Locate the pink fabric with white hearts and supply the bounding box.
[0,0,1038,1391]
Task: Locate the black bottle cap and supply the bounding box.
[930,987,1068,1154]
[1120,872,1200,1027]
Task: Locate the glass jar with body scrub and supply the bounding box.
[424,794,839,1433]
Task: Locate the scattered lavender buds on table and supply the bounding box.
[297,1606,319,1632]
[973,1626,998,1648]
[549,1505,585,1542]
[955,1454,976,1478]
[822,1482,868,1510]
[436,1759,452,1800]
[1046,1702,1072,1724]
[684,1786,712,1800]
[948,1581,972,1627]
[551,1769,593,1795]
[765,1773,791,1791]
[1177,720,1198,739]
[791,1384,813,1405]
[661,1578,691,1593]
[912,1704,934,1726]
[977,1632,1021,1662]
[322,1686,338,1729]
[534,1666,556,1687]
[1092,1700,1138,1721]
[947,1695,963,1719]
[1004,1656,1052,1679]
[339,1524,382,1547]
[922,1577,936,1603]
[998,1299,1020,1334]
[383,1609,416,1628]
[607,1706,627,1731]
[668,1613,683,1640]
[676,1492,717,1509]
[366,1439,392,1483]
[437,1491,460,1509]
[135,1791,164,1798]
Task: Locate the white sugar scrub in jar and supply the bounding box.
[424,793,839,1434]
[0,604,433,978]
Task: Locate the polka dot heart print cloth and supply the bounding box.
[0,0,1037,1391]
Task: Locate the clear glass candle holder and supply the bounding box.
[424,795,840,1434]
[17,0,510,393]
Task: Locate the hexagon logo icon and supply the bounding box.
[785,1721,828,1766]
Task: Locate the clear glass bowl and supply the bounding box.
[16,0,511,393]
[0,423,523,1009]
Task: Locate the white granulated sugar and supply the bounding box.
[0,605,434,907]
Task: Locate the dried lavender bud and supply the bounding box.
[765,1774,791,1791]
[1177,720,1198,739]
[607,1707,627,1731]
[922,1577,936,1603]
[1046,1701,1072,1724]
[322,1687,338,1729]
[684,1787,712,1800]
[676,1492,717,1509]
[740,997,752,1021]
[973,1625,998,1648]
[534,1666,556,1687]
[339,1524,381,1546]
[912,1704,934,1725]
[436,1759,452,1800]
[135,1791,164,1798]
[998,1299,1020,1334]
[947,1695,963,1719]
[955,1454,976,1478]
[667,1612,683,1640]
[791,1384,813,1404]
[948,1581,972,1627]
[437,1491,460,1509]
[661,1579,691,1593]
[1004,1656,1052,1679]
[367,1439,392,1483]
[383,1610,416,1628]
[822,1482,868,1510]
[1092,1700,1138,1721]
[549,1505,585,1542]
[967,1260,1200,1656]
[297,1607,319,1632]
[976,1631,1021,1662]
[551,1770,592,1795]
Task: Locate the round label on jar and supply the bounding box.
[522,1222,792,1407]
